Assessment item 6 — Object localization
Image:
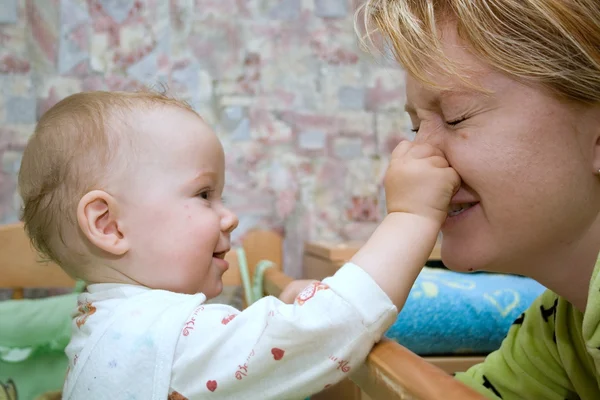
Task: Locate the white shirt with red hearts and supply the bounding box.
[62,263,397,400]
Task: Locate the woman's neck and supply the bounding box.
[529,220,600,313]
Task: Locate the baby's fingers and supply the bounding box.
[390,140,412,158]
[424,155,450,169]
[407,143,445,159]
[444,167,462,194]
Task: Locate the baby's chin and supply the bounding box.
[174,285,222,297]
[197,279,224,299]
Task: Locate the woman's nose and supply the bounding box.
[412,125,444,149]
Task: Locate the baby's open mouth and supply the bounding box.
[448,202,477,217]
[213,251,227,259]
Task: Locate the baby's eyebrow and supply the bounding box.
[190,170,217,183]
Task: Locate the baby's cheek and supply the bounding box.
[132,201,177,230]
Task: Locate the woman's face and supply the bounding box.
[405,25,600,275]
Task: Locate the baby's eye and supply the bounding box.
[197,189,214,200]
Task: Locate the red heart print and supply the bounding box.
[221,314,236,325]
[271,348,285,360]
[206,380,217,392]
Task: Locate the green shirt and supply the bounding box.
[456,254,600,399]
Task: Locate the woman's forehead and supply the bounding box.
[405,21,505,91]
[405,89,470,110]
[404,73,500,108]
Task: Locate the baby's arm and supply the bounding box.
[278,279,318,303]
[170,264,395,399]
[280,214,438,310]
[282,142,459,310]
[352,141,459,310]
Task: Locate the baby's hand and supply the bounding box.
[279,280,318,304]
[384,141,460,223]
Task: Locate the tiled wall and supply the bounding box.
[0,0,412,277]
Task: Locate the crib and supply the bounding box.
[1,223,505,399]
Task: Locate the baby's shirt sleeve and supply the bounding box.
[169,262,398,400]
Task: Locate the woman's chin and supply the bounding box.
[440,236,492,273]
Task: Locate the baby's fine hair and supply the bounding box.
[359,0,600,104]
[18,90,196,270]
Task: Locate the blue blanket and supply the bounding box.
[385,267,546,355]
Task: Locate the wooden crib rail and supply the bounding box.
[0,223,75,295]
[351,340,485,400]
[262,267,485,400]
[263,268,293,297]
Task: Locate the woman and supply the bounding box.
[358,0,600,399]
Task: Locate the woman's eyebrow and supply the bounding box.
[440,88,491,105]
[405,87,487,114]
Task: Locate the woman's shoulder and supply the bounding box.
[520,288,579,332]
[455,289,590,399]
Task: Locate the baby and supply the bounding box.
[18,90,459,400]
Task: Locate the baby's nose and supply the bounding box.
[221,209,239,233]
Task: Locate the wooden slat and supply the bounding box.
[424,356,486,375]
[351,339,484,400]
[304,241,364,262]
[0,223,75,288]
[222,250,242,287]
[305,241,442,263]
[263,268,293,298]
[241,229,284,277]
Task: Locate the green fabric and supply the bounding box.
[456,254,600,399]
[251,260,275,304]
[237,247,254,306]
[0,292,78,400]
[236,247,275,306]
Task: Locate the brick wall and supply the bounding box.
[0,0,412,276]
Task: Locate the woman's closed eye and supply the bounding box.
[411,116,468,133]
[446,116,467,127]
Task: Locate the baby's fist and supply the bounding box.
[279,280,318,304]
[384,141,460,222]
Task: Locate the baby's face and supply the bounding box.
[115,106,238,297]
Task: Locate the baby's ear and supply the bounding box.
[77,190,129,256]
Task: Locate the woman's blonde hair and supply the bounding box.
[359,0,600,103]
